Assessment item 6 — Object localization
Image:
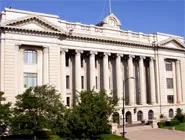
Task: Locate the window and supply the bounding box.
[66,75,70,89]
[81,76,84,89]
[95,76,98,89]
[66,54,69,67]
[148,110,154,120]
[137,111,143,121]
[167,78,173,89]
[24,50,37,64]
[81,56,83,67]
[166,61,172,71]
[95,57,97,68]
[169,109,173,118]
[24,73,37,88]
[67,97,70,107]
[167,95,174,103]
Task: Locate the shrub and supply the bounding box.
[175,109,185,123]
[170,119,180,126]
[158,121,166,128]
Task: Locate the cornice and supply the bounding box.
[0,25,64,38]
[1,25,185,52]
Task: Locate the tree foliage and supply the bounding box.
[59,90,118,139]
[0,91,12,123]
[0,91,12,135]
[11,85,66,135]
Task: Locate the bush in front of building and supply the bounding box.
[175,109,185,123]
[58,90,118,139]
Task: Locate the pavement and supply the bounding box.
[118,126,185,140]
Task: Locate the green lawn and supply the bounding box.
[48,134,128,140]
[175,123,185,131]
[99,134,128,140]
[161,123,185,132]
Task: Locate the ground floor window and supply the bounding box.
[24,73,37,88]
[148,110,154,120]
[137,111,143,121]
[169,109,173,118]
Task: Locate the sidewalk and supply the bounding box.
[118,126,185,140]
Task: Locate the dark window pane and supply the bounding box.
[66,76,70,89]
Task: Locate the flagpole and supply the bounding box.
[109,0,112,14]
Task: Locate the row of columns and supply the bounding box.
[59,49,157,106]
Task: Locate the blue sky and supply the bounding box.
[0,0,184,38]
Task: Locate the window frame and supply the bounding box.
[167,95,174,103]
[24,73,37,88]
[66,75,70,89]
[24,50,37,64]
[165,61,173,71]
[166,78,173,89]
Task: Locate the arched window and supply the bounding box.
[137,111,143,121]
[148,110,154,120]
[126,111,132,124]
[169,109,173,118]
[24,50,37,64]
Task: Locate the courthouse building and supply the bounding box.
[0,8,185,123]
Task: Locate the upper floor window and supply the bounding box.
[24,50,37,64]
[166,78,173,89]
[81,56,84,67]
[166,61,172,71]
[24,73,37,88]
[66,54,69,67]
[167,95,174,103]
[66,75,70,89]
[81,76,84,89]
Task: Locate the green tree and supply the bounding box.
[0,91,12,135]
[60,90,118,139]
[11,85,66,135]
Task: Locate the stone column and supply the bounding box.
[37,50,43,86]
[176,60,182,103]
[89,51,97,90]
[116,54,123,106]
[20,48,24,94]
[139,56,146,105]
[103,52,110,93]
[75,50,83,96]
[43,47,49,84]
[150,58,156,104]
[60,49,68,105]
[15,45,20,95]
[128,55,135,105]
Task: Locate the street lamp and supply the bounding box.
[122,77,135,138]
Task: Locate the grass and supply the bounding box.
[99,134,128,140]
[175,123,185,131]
[47,134,128,140]
[161,122,185,132]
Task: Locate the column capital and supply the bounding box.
[128,55,135,59]
[76,49,83,54]
[116,53,124,57]
[15,44,20,51]
[176,60,180,63]
[140,56,146,59]
[104,52,111,56]
[60,48,68,54]
[150,57,155,60]
[44,47,49,53]
[90,51,98,55]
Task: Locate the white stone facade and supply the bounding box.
[0,8,185,123]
